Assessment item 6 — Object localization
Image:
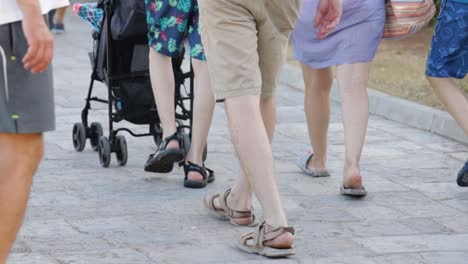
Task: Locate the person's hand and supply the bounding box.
[21,15,54,74]
[314,0,342,39]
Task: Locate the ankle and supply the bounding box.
[226,190,252,211]
[307,155,327,170]
[185,152,203,166]
[264,214,288,228]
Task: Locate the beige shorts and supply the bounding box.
[198,0,301,100]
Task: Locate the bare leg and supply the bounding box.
[225,95,292,247]
[336,63,371,189]
[185,59,215,181]
[149,50,179,149]
[53,7,67,25]
[302,64,333,171]
[427,77,468,135]
[0,133,44,264]
[222,96,276,225]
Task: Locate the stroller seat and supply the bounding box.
[72,0,194,168]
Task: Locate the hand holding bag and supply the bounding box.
[383,0,437,39]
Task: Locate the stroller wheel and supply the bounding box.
[116,135,128,166]
[72,123,87,152]
[98,136,111,168]
[90,122,103,151]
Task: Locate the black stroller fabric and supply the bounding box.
[110,0,148,40]
[93,0,156,125]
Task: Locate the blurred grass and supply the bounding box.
[287,27,468,110]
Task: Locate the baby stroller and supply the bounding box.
[72,0,194,168]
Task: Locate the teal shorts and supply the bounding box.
[145,0,206,61]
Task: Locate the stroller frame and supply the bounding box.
[72,0,195,168]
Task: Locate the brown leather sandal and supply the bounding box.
[238,221,295,258]
[204,188,258,227]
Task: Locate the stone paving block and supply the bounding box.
[343,206,406,222]
[391,204,464,218]
[18,219,79,238]
[300,256,378,264]
[405,182,468,201]
[140,243,253,264]
[396,218,452,235]
[354,234,468,254]
[54,249,156,264]
[9,6,468,263]
[294,237,374,259]
[434,216,468,233]
[7,253,58,264]
[9,239,30,254]
[372,251,468,264]
[418,251,468,264]
[371,253,428,264]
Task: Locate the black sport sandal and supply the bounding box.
[144,132,185,173]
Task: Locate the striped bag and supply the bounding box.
[383,0,437,39]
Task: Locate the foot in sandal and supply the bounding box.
[296,152,330,177]
[204,189,258,227]
[341,166,367,197]
[238,221,295,258]
[183,162,215,189]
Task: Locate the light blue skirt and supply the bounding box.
[292,0,386,69]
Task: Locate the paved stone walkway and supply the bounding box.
[7,6,468,264]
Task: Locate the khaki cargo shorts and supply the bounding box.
[198,0,301,100]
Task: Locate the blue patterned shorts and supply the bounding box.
[145,0,206,61]
[426,0,468,79]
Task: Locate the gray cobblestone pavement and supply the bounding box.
[7,8,468,264]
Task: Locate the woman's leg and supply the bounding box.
[185,59,215,181]
[302,64,333,171]
[336,63,371,189]
[149,49,179,148]
[53,7,67,25]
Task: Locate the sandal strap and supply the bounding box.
[219,189,253,219]
[241,221,295,249]
[159,132,179,150]
[183,161,207,180]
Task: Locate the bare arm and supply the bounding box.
[16,0,54,73]
[314,0,342,39]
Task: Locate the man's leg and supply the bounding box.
[198,0,293,248]
[225,95,293,247]
[185,59,215,181]
[302,64,333,171]
[219,96,276,225]
[427,77,468,134]
[336,63,371,189]
[0,133,44,264]
[427,77,468,187]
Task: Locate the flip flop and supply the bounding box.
[238,221,296,258]
[340,186,368,197]
[296,152,330,177]
[457,161,468,187]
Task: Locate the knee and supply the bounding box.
[0,133,44,162]
[260,96,275,108]
[426,76,438,87]
[306,85,331,99]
